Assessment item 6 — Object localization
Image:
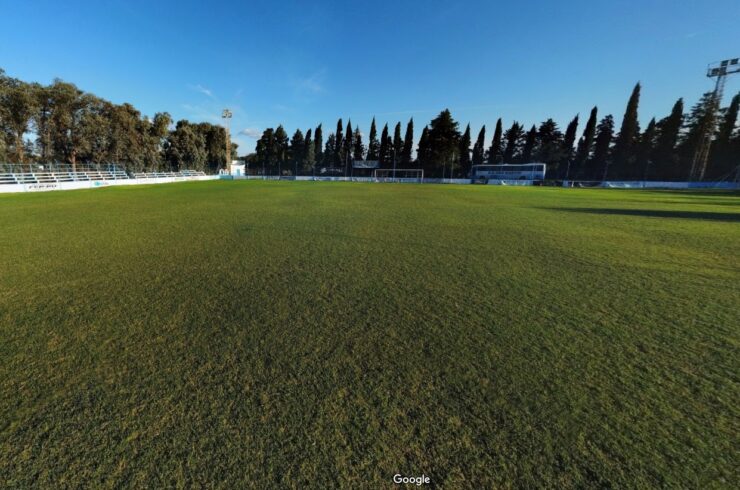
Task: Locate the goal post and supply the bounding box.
[373,168,424,183]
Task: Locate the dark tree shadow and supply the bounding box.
[546,207,740,222]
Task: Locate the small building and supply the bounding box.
[229,160,246,177]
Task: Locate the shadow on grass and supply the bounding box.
[546,207,740,222]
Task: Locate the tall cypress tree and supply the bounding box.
[367,117,379,160]
[289,129,305,175]
[612,83,641,179]
[487,118,503,164]
[401,118,414,166]
[521,125,537,163]
[304,128,315,173]
[574,106,598,175]
[592,115,615,180]
[635,118,656,180]
[652,98,683,180]
[314,124,323,165]
[334,118,343,166]
[472,125,486,166]
[323,133,336,166]
[379,123,390,167]
[416,126,430,171]
[458,123,471,176]
[274,125,289,175]
[393,122,403,166]
[561,114,579,178]
[344,119,353,171]
[353,125,364,161]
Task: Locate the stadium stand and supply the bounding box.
[0,168,130,185]
[0,163,207,186]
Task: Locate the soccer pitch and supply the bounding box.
[1,181,738,487]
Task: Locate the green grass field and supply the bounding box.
[1,181,738,488]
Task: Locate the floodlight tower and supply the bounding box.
[689,58,740,181]
[222,109,233,174]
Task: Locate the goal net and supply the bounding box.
[373,168,424,183]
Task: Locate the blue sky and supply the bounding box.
[1,0,739,153]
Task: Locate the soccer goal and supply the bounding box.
[373,168,424,183]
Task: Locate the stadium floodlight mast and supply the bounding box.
[689,58,740,181]
[222,109,233,173]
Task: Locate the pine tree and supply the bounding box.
[487,118,503,164]
[427,109,461,178]
[612,82,641,178]
[472,125,486,166]
[353,125,364,161]
[574,106,598,176]
[314,124,323,165]
[379,123,390,167]
[255,127,276,173]
[635,118,656,180]
[502,122,524,163]
[323,133,336,166]
[521,125,537,163]
[367,117,379,160]
[534,119,564,176]
[708,92,739,179]
[393,122,403,167]
[401,118,414,166]
[680,92,718,180]
[652,98,683,180]
[592,115,615,180]
[561,114,579,178]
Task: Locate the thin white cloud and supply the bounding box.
[293,69,326,94]
[239,128,261,138]
[188,84,214,98]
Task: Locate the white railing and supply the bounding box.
[0,170,131,185]
[133,170,207,179]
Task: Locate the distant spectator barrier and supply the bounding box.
[564,180,739,190]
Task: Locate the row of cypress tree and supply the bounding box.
[253,84,740,181]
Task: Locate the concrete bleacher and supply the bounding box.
[0,169,130,185]
[0,167,206,185]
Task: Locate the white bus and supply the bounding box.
[470,163,546,182]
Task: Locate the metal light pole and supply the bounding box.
[690,58,739,181]
[222,109,233,174]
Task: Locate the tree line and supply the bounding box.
[253,84,740,181]
[0,68,237,172]
[2,67,738,181]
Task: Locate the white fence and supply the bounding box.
[0,175,218,193]
[563,180,739,190]
[222,175,740,189]
[226,175,479,185]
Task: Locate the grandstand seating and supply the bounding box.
[0,169,130,185]
[0,168,206,185]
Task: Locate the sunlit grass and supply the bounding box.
[1,181,738,487]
